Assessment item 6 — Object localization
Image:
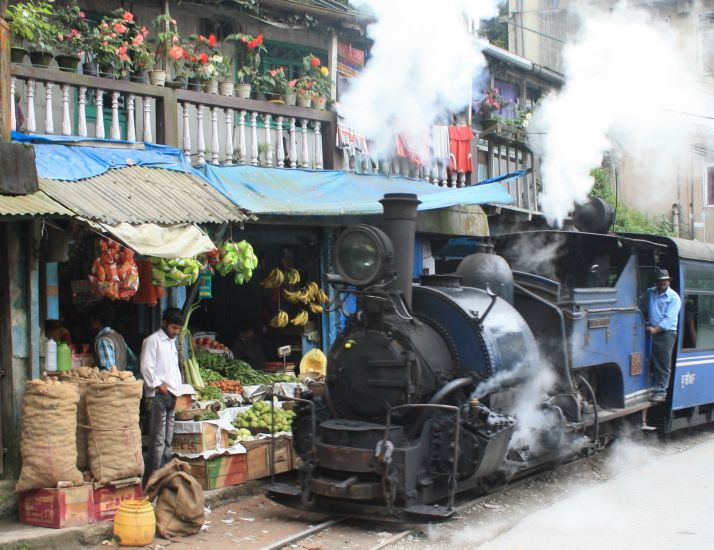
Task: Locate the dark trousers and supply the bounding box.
[652,331,676,395]
[148,392,176,477]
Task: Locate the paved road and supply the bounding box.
[389,427,714,550]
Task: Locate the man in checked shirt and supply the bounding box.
[89,302,138,372]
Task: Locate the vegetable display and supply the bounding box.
[197,386,225,404]
[195,351,298,384]
[150,257,203,287]
[208,380,243,393]
[232,400,295,433]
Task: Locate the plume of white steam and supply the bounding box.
[342,0,498,160]
[529,3,710,225]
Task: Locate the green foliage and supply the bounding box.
[7,0,59,52]
[590,167,674,236]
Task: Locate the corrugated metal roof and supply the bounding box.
[40,166,254,225]
[0,190,74,217]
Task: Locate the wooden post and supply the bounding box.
[0,18,10,141]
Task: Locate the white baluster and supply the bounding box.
[95,89,105,139]
[314,122,323,170]
[289,117,297,168]
[238,110,247,164]
[458,171,466,188]
[276,116,285,168]
[182,102,191,157]
[110,91,120,140]
[263,114,272,167]
[300,119,309,168]
[197,105,206,165]
[127,95,136,142]
[392,156,400,176]
[44,82,54,134]
[343,148,351,171]
[78,87,88,137]
[10,77,16,131]
[224,108,234,165]
[440,161,448,186]
[450,170,458,188]
[26,80,36,133]
[61,85,71,136]
[211,107,219,164]
[250,112,259,166]
[142,97,152,143]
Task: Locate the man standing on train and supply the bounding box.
[643,268,681,403]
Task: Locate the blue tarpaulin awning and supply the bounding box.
[199,164,515,215]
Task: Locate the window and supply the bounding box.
[683,261,714,349]
[699,13,714,75]
[261,40,328,80]
[704,165,714,207]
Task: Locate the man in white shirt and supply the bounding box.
[140,307,185,476]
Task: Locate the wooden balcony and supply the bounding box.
[10,65,336,170]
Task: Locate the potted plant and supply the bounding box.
[295,75,314,108]
[274,68,298,106]
[215,54,234,96]
[7,0,59,67]
[478,87,511,121]
[128,23,152,83]
[303,54,330,110]
[150,13,181,86]
[53,0,89,72]
[226,33,265,98]
[191,34,222,94]
[93,10,135,78]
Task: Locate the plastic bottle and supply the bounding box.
[57,341,72,372]
[45,338,57,373]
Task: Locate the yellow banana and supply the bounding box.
[290,310,309,326]
[317,289,329,304]
[286,268,300,285]
[309,303,324,314]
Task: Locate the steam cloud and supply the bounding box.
[529,3,711,225]
[342,0,498,160]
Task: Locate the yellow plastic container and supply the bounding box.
[113,499,156,547]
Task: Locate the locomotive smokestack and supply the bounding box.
[380,193,421,308]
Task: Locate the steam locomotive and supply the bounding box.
[268,193,714,520]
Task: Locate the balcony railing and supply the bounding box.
[10,65,336,170]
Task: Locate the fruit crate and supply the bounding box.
[19,485,92,529]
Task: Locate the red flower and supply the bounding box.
[169,45,185,60]
[132,34,144,46]
[113,23,126,34]
[288,79,297,88]
[123,11,134,22]
[199,52,209,64]
[247,38,258,49]
[208,34,217,47]
[79,11,85,18]
[310,56,320,67]
[255,34,263,46]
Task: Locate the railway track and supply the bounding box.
[254,461,580,550]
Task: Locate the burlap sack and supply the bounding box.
[85,379,144,484]
[59,375,90,471]
[16,381,84,492]
[144,458,204,538]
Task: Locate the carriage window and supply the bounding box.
[683,294,714,350]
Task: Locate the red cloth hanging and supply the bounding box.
[448,126,474,173]
[396,134,423,167]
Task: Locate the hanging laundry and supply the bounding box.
[396,134,422,167]
[448,125,474,173]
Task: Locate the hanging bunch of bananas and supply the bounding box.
[283,282,329,306]
[260,268,284,288]
[269,309,289,328]
[290,310,309,326]
[308,303,324,313]
[285,268,300,285]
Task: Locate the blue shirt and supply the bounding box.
[645,286,681,332]
[95,327,115,370]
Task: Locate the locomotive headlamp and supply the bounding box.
[335,225,394,287]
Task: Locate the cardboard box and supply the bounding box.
[243,436,294,481]
[185,453,248,490]
[19,485,92,529]
[91,479,144,522]
[172,422,229,455]
[176,384,197,411]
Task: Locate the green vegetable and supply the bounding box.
[198,386,225,404]
[197,410,220,421]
